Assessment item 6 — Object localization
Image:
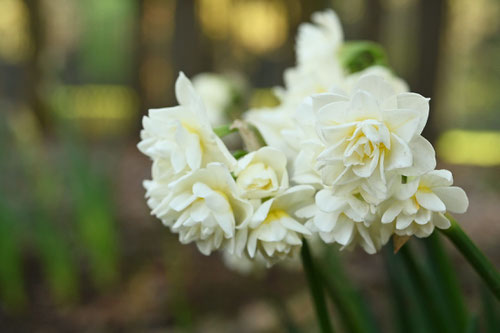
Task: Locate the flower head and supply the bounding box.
[234,147,289,199]
[150,163,253,255]
[138,72,236,176]
[315,75,436,193]
[235,186,315,265]
[381,170,469,237]
[300,187,392,254]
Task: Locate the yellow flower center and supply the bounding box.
[263,209,289,224]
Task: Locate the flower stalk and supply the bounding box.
[440,214,500,300]
[300,239,334,333]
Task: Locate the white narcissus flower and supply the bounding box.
[245,10,345,160]
[276,9,345,106]
[138,72,236,177]
[192,73,234,126]
[299,187,392,254]
[381,170,469,238]
[150,163,253,255]
[235,186,315,265]
[315,75,436,194]
[342,66,409,95]
[244,106,297,159]
[234,147,289,199]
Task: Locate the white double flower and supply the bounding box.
[381,170,468,237]
[315,75,436,197]
[234,186,315,265]
[234,147,289,199]
[151,163,253,255]
[138,72,236,178]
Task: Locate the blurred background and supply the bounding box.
[1,0,500,331]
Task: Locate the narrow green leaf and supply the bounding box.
[422,234,468,331]
[319,247,380,333]
[383,244,432,333]
[0,204,26,311]
[301,239,334,333]
[480,284,500,333]
[33,212,79,303]
[399,244,454,333]
[63,134,119,289]
[440,214,500,300]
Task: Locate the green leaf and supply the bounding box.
[301,240,335,333]
[63,132,119,289]
[232,149,248,159]
[383,244,432,333]
[422,234,468,331]
[399,243,455,333]
[213,124,238,138]
[33,212,79,303]
[319,247,380,333]
[0,204,26,311]
[339,41,389,74]
[440,214,500,300]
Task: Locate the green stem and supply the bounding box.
[318,248,379,333]
[399,244,452,333]
[301,240,334,333]
[440,214,500,300]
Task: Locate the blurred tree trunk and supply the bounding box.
[133,0,146,132]
[24,0,50,132]
[414,0,447,143]
[172,0,211,78]
[363,0,382,43]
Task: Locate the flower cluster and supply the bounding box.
[139,10,468,267]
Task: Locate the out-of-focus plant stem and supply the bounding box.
[301,239,334,333]
[399,244,453,333]
[440,214,500,300]
[423,234,468,331]
[319,248,380,333]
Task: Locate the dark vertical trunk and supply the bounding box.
[24,0,50,132]
[172,0,211,77]
[132,0,146,134]
[364,0,382,43]
[414,0,447,143]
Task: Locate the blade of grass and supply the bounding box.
[480,284,500,333]
[33,211,79,303]
[422,233,468,331]
[8,112,79,303]
[58,120,120,289]
[383,244,430,333]
[0,203,27,311]
[440,214,500,300]
[301,239,334,333]
[399,243,455,333]
[318,247,380,333]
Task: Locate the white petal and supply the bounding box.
[214,211,235,237]
[170,193,197,211]
[433,213,451,229]
[396,214,413,229]
[381,203,403,223]
[385,134,413,170]
[433,186,469,214]
[382,109,420,142]
[415,191,446,212]
[396,93,429,135]
[281,217,311,235]
[401,136,436,176]
[333,215,355,245]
